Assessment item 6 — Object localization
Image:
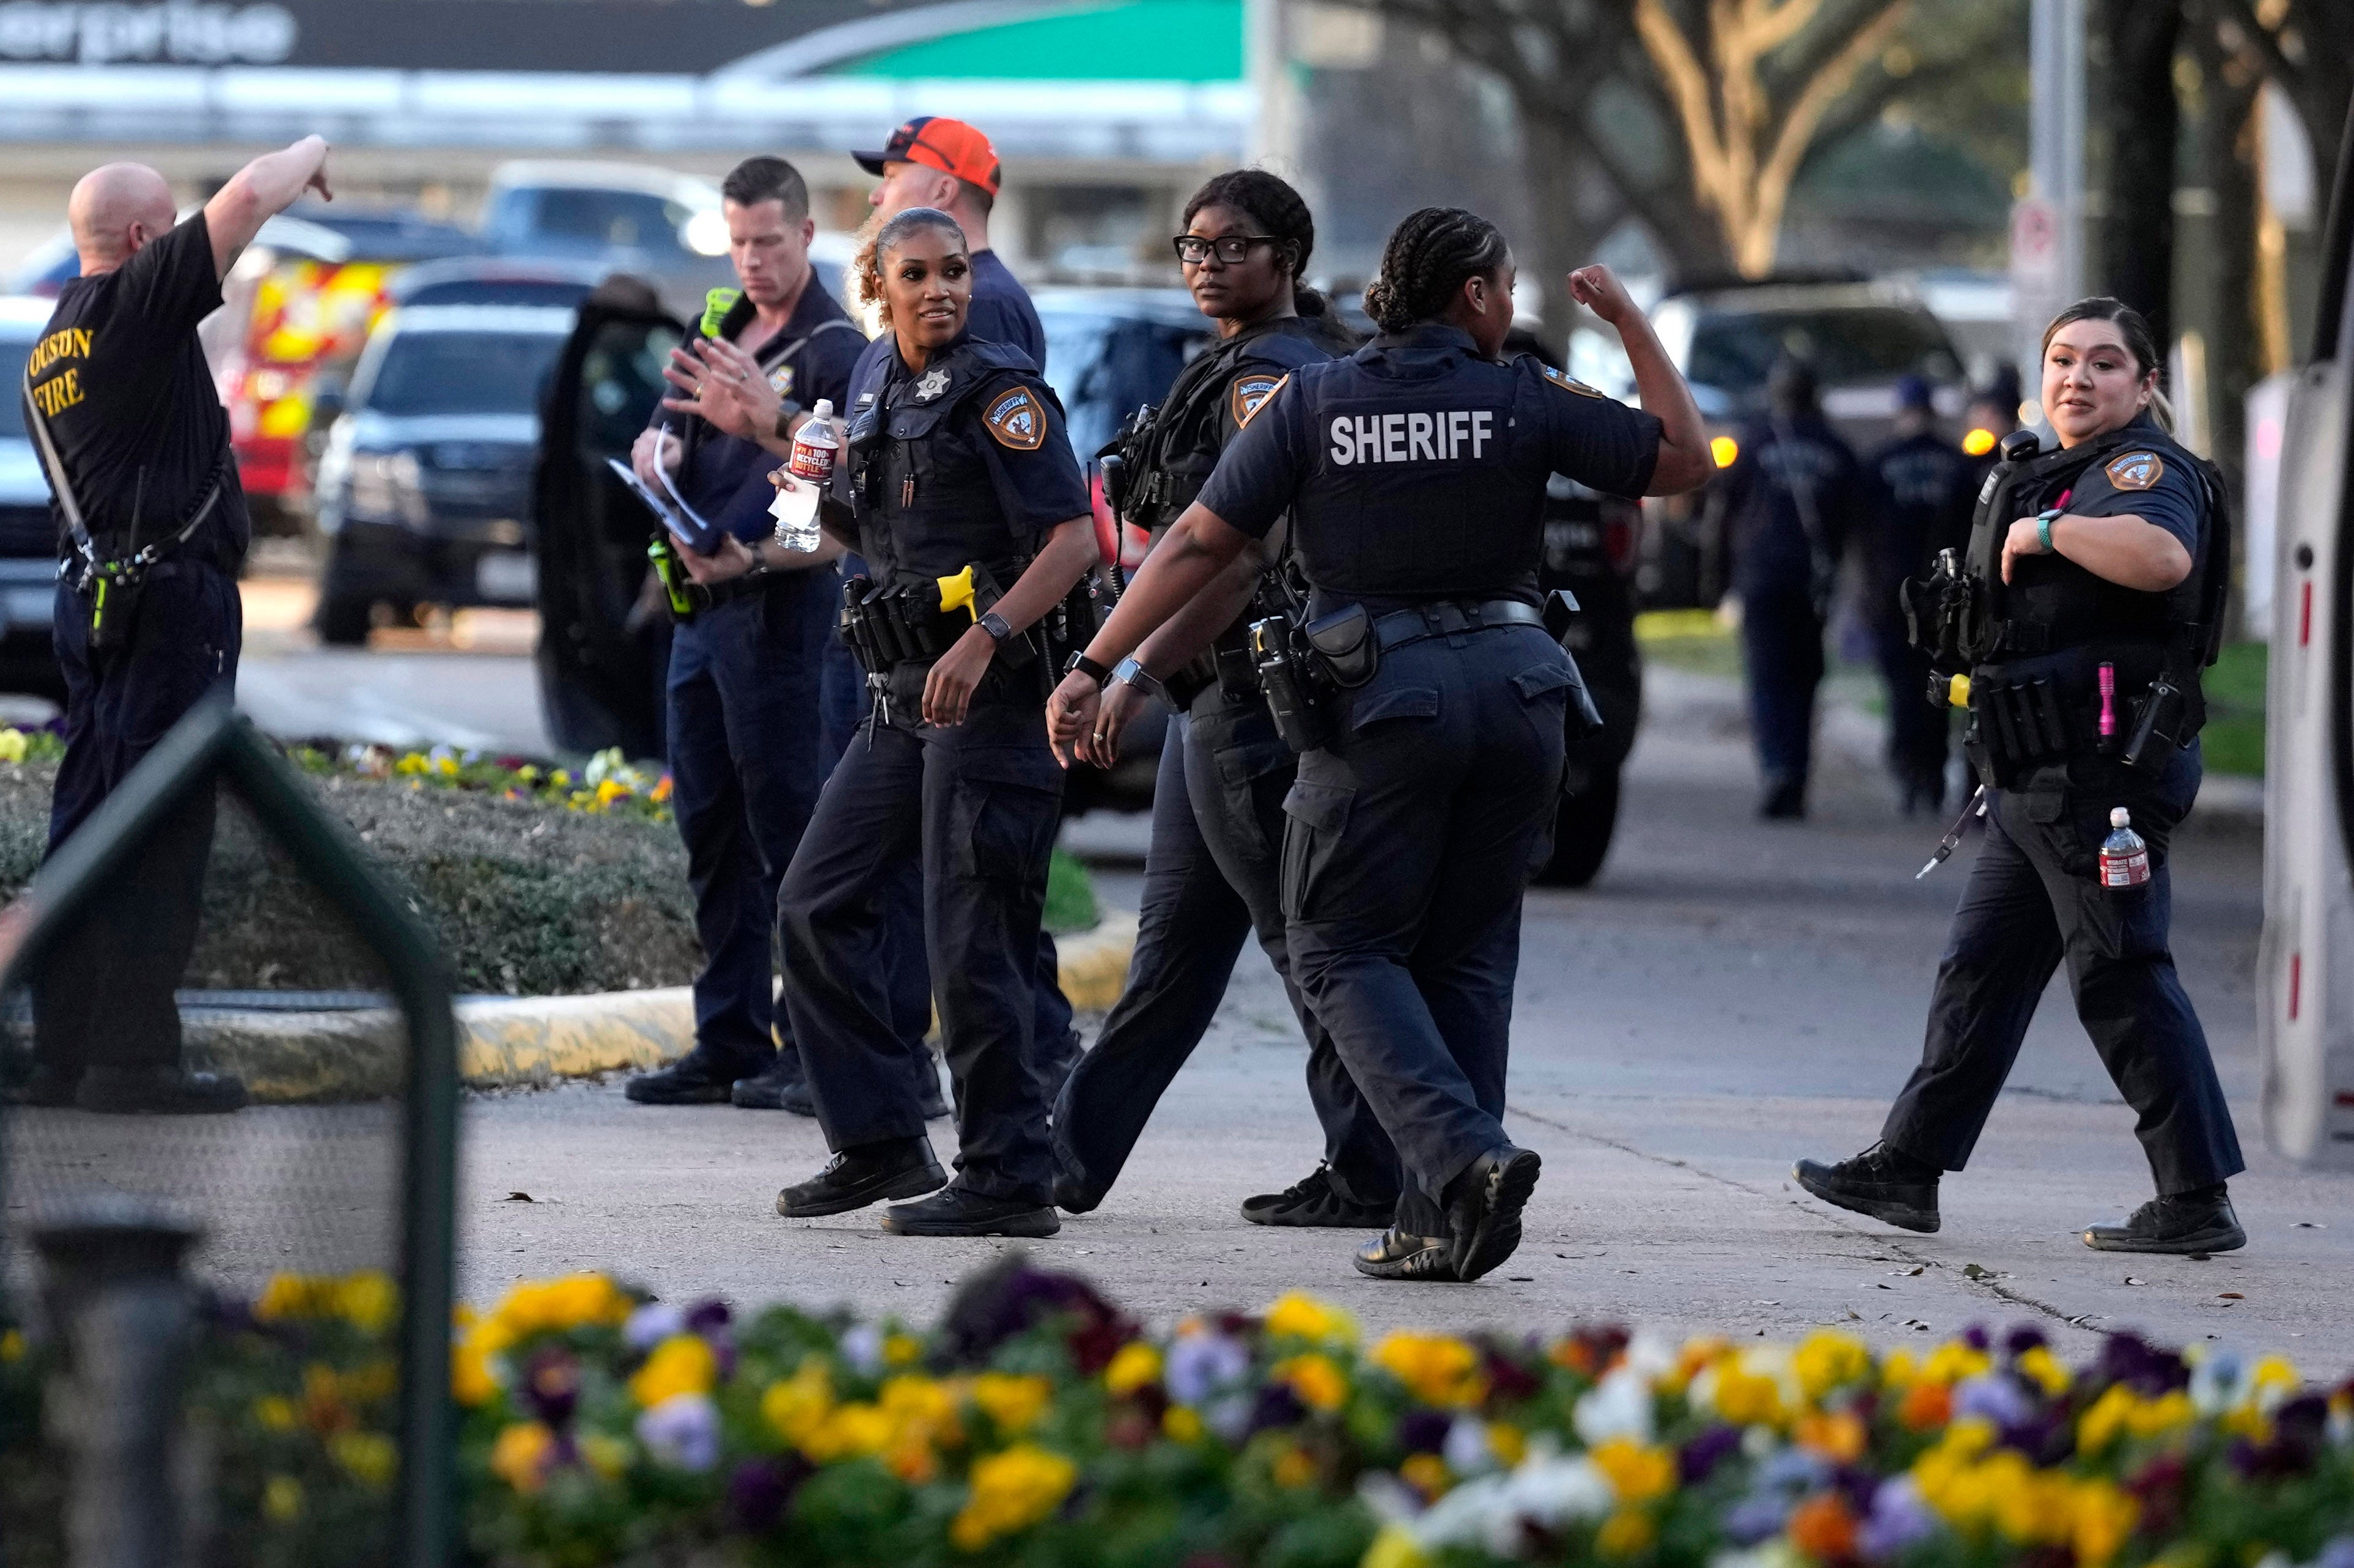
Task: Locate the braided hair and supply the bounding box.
[855,206,968,326]
[1181,168,1328,318]
[1362,207,1509,334]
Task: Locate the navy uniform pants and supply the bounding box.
[1052,688,1400,1209]
[1883,742,2243,1194]
[782,679,1065,1202]
[1280,620,1572,1236]
[1740,587,1826,790]
[34,562,241,1074]
[1874,608,1949,795]
[819,570,1078,1098]
[666,568,834,1078]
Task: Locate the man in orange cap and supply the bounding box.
[854,116,1043,365]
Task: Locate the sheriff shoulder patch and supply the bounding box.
[1231,372,1287,428]
[984,386,1046,451]
[1539,364,1605,399]
[2105,450,2164,491]
[767,363,796,399]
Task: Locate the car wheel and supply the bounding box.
[1537,767,1620,888]
[314,592,373,647]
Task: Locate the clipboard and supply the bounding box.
[605,454,724,555]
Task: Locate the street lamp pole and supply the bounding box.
[2017,0,2088,420]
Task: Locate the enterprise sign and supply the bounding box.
[0,2,297,64]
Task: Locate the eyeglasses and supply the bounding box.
[1172,234,1281,266]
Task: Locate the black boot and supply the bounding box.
[1352,1226,1457,1281]
[1240,1165,1396,1229]
[3,1065,81,1108]
[881,1183,1059,1237]
[732,1055,815,1114]
[1794,1143,1941,1233]
[2083,1185,2246,1254]
[1051,1159,1102,1215]
[1445,1144,1542,1281]
[776,1140,946,1218]
[1759,778,1807,820]
[75,1066,247,1115]
[627,1052,746,1105]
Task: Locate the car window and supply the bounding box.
[403,280,595,309]
[528,190,693,261]
[1688,307,1959,392]
[362,330,568,418]
[0,336,28,438]
[1039,310,1210,460]
[576,320,680,454]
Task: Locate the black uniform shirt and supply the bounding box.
[1197,323,1660,609]
[2006,414,2207,639]
[1867,427,1973,597]
[658,280,865,543]
[24,212,248,566]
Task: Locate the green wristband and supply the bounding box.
[2037,509,2061,554]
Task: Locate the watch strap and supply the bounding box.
[979,609,1015,645]
[1064,651,1113,685]
[2037,508,2061,554]
[1112,656,1170,706]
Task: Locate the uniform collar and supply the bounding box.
[1369,322,1481,359]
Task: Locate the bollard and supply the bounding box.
[34,1196,202,1568]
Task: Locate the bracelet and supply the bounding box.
[978,609,1015,646]
[1064,651,1113,685]
[1111,656,1169,706]
[2037,509,2062,554]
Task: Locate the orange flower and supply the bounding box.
[1399,1452,1451,1501]
[1787,1492,1858,1561]
[1899,1381,1952,1432]
[1796,1410,1867,1465]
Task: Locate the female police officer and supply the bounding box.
[1050,207,1710,1279]
[1797,298,2245,1256]
[1048,169,1401,1228]
[771,207,1098,1238]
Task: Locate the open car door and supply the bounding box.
[531,278,684,761]
[2259,107,2354,1166]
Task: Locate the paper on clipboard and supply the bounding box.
[605,455,724,554]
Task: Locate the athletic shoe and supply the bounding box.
[1352,1226,1458,1281]
[1446,1144,1542,1281]
[881,1184,1060,1237]
[2083,1188,2246,1254]
[1793,1143,1941,1234]
[776,1141,946,1218]
[1240,1165,1395,1228]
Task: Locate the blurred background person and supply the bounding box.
[1711,355,1866,820]
[1866,375,1974,814]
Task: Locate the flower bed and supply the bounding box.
[6,1262,2351,1568]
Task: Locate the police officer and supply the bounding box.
[618,156,869,1113]
[1866,375,1973,814]
[1712,356,1867,820]
[1050,208,1710,1279]
[1797,298,2245,1256]
[7,139,331,1114]
[774,208,1098,1237]
[1044,170,1400,1228]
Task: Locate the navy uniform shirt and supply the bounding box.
[658,278,866,544]
[1197,322,1660,609]
[2006,413,2207,641]
[838,332,1088,585]
[845,246,1045,417]
[24,212,248,567]
[1866,426,1974,602]
[1718,411,1865,599]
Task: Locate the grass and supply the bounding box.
[1633,608,1745,679]
[1045,847,1100,935]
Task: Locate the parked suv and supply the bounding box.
[312,304,575,644]
[0,298,62,698]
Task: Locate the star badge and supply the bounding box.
[914,368,952,403]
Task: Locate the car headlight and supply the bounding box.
[345,449,427,527]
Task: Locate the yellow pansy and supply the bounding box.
[949,1444,1076,1551]
[762,1358,833,1448]
[490,1421,556,1494]
[331,1431,398,1489]
[337,1273,399,1336]
[1792,1330,1870,1401]
[1880,1347,1921,1392]
[1362,1522,1432,1568]
[452,1339,499,1407]
[1590,1437,1675,1504]
[253,1395,298,1432]
[2072,1479,2139,1567]
[1597,1508,1657,1559]
[970,1371,1053,1434]
[1399,1452,1451,1500]
[0,729,27,764]
[1487,1422,1528,1469]
[581,1433,632,1479]
[1264,1292,1359,1345]
[0,1328,22,1364]
[1372,1332,1487,1408]
[1273,1443,1319,1489]
[1275,1353,1349,1412]
[1104,1341,1162,1397]
[628,1334,718,1408]
[2015,1346,2071,1398]
[1919,1342,1992,1387]
[805,1402,894,1462]
[262,1475,304,1522]
[1163,1405,1204,1443]
[883,1332,923,1366]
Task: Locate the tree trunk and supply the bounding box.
[2092,0,2183,351]
[1521,110,1622,347]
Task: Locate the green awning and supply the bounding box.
[829,0,1244,81]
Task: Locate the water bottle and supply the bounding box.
[2098,807,2151,889]
[770,399,836,553]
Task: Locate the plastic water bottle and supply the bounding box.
[2098,807,2151,889]
[770,399,836,553]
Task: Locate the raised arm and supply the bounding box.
[205,135,333,279]
[1567,265,1710,495]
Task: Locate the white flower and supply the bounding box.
[1574,1366,1653,1445]
[839,1322,884,1374]
[1502,1451,1614,1529]
[634,1394,719,1472]
[624,1302,686,1351]
[1446,1417,1499,1476]
[1711,1543,1804,1568]
[1413,1474,1521,1556]
[1356,1471,1424,1525]
[1624,1331,1677,1382]
[2189,1351,2246,1416]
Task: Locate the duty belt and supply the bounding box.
[1372,597,1545,653]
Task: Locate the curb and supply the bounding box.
[183,911,1141,1103]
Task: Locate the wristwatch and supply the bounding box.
[1064,651,1113,685]
[1111,656,1170,706]
[978,609,1015,646]
[2036,507,2064,554]
[772,402,804,443]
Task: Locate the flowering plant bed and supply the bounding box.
[6,1262,2352,1568]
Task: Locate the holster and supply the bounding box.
[83,561,146,655]
[1250,611,1335,754]
[1303,602,1378,689]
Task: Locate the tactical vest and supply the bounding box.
[842,338,1059,587]
[1128,318,1338,534]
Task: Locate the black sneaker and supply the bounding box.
[1352,1226,1458,1281]
[3,1066,81,1108]
[1793,1143,1941,1234]
[732,1056,816,1114]
[881,1184,1060,1238]
[626,1054,747,1105]
[1052,1165,1102,1215]
[75,1066,247,1115]
[1759,779,1807,820]
[1240,1165,1396,1229]
[1446,1144,1542,1281]
[2084,1187,2246,1254]
[776,1141,946,1218]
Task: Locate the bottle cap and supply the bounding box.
[2110,807,2130,828]
[812,399,833,419]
